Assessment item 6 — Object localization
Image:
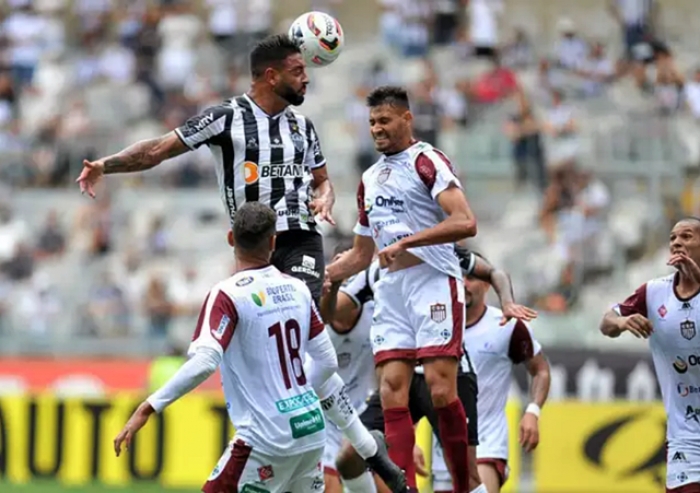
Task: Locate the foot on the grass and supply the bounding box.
[364,429,409,493]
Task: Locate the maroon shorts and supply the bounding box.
[668,484,700,493]
[477,458,509,486]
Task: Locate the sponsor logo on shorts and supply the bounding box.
[257,464,274,481]
[291,255,320,279]
[677,383,700,397]
[275,390,319,413]
[373,335,385,346]
[236,276,254,287]
[312,476,324,491]
[240,485,270,493]
[430,303,447,323]
[671,451,688,464]
[289,408,325,438]
[677,472,689,483]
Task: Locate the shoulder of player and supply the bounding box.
[644,274,676,294]
[412,145,455,179]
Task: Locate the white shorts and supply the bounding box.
[432,434,510,492]
[667,442,700,490]
[203,438,324,493]
[371,263,465,365]
[321,423,343,474]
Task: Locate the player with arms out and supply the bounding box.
[331,248,538,493]
[431,252,550,493]
[600,217,700,493]
[326,85,478,492]
[76,34,333,303]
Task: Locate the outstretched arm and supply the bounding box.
[102,132,189,174]
[467,252,537,324]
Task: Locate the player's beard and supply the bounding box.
[275,83,305,106]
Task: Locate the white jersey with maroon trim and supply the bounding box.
[189,265,327,456]
[353,141,464,280]
[464,306,542,460]
[615,273,700,445]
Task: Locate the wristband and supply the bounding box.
[525,403,541,418]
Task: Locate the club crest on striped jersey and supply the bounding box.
[430,303,447,323]
[377,167,391,184]
[291,130,305,152]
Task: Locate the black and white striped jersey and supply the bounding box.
[175,94,327,233]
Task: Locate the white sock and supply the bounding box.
[343,471,378,493]
[317,375,378,459]
[470,484,488,493]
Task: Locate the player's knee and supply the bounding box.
[377,362,411,408]
[335,442,366,479]
[423,360,458,407]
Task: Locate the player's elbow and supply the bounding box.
[455,213,477,238]
[599,312,621,338]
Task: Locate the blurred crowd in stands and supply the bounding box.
[1,0,699,347]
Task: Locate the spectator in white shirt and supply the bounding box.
[553,18,587,71]
[469,0,502,59]
[576,42,616,98]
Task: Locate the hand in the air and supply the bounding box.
[76,159,106,198]
[310,196,336,226]
[500,302,538,326]
[519,412,540,453]
[114,402,154,457]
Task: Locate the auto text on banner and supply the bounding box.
[0,393,232,488]
[534,401,667,492]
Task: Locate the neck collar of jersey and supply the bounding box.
[465,304,489,329]
[244,93,286,119]
[236,263,275,274]
[673,271,700,302]
[382,140,421,160]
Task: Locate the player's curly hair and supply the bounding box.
[250,34,302,78]
[233,202,277,252]
[366,85,410,109]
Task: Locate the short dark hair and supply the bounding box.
[366,85,410,110]
[249,34,301,78]
[233,202,277,252]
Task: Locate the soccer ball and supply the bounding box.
[288,11,344,67]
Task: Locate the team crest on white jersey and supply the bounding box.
[377,167,391,184]
[680,320,697,340]
[291,131,305,152]
[430,303,447,323]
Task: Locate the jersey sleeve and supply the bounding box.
[188,287,238,357]
[304,118,326,169]
[415,149,463,201]
[175,105,231,150]
[613,283,648,318]
[340,260,380,307]
[508,320,542,364]
[309,298,325,340]
[353,179,372,237]
[454,245,476,275]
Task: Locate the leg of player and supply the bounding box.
[336,439,396,493]
[477,462,503,493]
[467,447,487,493]
[323,471,343,493]
[423,356,471,493]
[305,363,407,492]
[378,359,417,489]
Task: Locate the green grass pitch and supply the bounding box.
[1,481,192,492]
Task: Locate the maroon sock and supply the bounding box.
[436,399,470,493]
[383,406,417,488]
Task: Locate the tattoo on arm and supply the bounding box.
[103,132,189,175]
[472,257,516,306]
